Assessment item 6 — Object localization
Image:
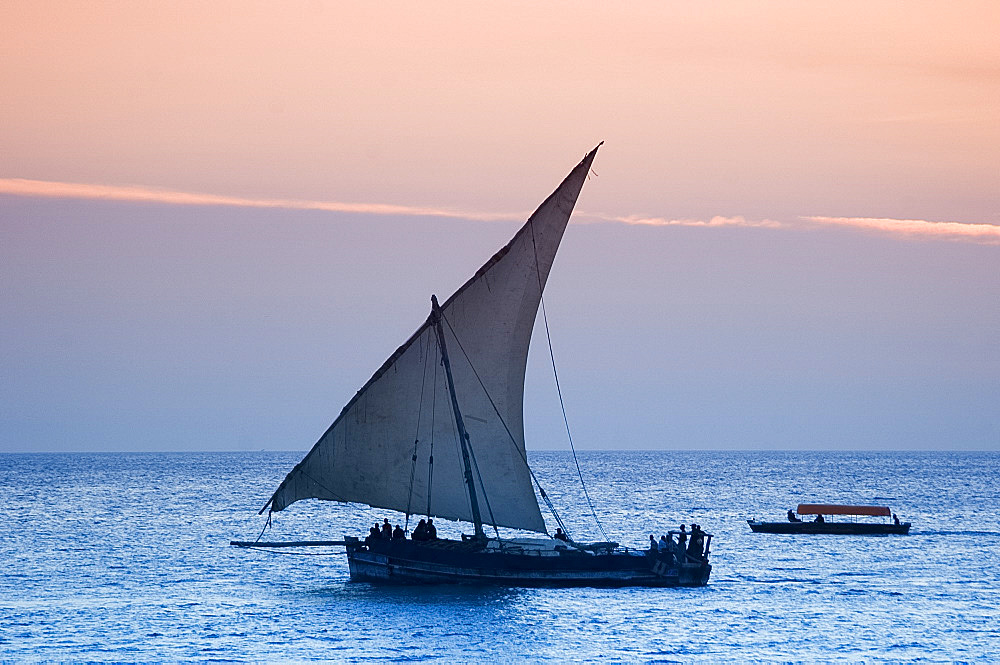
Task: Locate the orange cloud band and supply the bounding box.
[2,178,997,245]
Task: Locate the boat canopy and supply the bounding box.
[796,504,891,517]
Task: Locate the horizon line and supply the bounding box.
[2,448,996,455]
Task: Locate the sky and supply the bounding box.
[2,1,998,453]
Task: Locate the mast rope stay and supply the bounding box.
[528,220,611,542]
[444,370,474,523]
[440,311,570,538]
[404,332,433,530]
[466,435,502,540]
[537,293,610,542]
[430,295,487,539]
[426,336,438,518]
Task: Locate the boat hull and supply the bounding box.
[747,520,911,535]
[345,538,711,587]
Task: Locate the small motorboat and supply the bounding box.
[748,504,911,535]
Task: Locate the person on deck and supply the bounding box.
[392,524,405,540]
[676,525,688,561]
[687,528,703,558]
[366,524,379,546]
[381,518,393,538]
[649,535,658,552]
[660,533,676,563]
[814,514,825,523]
[554,528,568,541]
[426,519,437,540]
[787,509,800,522]
[893,513,901,526]
[413,519,428,541]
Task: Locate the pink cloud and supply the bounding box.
[803,216,1000,245]
[580,213,784,229]
[0,178,521,223]
[3,178,998,245]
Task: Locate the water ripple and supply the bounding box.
[1,450,998,660]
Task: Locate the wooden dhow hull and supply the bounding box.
[345,537,711,587]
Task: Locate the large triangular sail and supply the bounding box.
[263,145,600,533]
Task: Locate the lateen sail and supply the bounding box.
[264,145,600,533]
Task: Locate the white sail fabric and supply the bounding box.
[264,145,600,533]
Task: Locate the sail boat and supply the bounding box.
[233,144,712,587]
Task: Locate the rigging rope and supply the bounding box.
[465,434,502,539]
[539,294,610,542]
[256,465,353,542]
[254,511,272,543]
[440,312,569,538]
[528,220,610,542]
[444,369,471,520]
[404,333,433,530]
[426,334,439,517]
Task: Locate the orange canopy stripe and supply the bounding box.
[796,504,891,517]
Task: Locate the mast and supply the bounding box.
[429,294,486,541]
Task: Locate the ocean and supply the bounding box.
[2,450,998,661]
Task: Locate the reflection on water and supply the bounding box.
[313,581,524,607]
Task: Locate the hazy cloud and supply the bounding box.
[580,213,784,229]
[0,178,522,222]
[3,178,998,245]
[803,216,1000,245]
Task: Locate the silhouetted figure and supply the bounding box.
[366,524,379,546]
[814,514,825,524]
[426,518,437,540]
[893,513,901,526]
[659,533,676,563]
[413,519,428,541]
[649,534,658,551]
[554,528,568,541]
[787,509,800,522]
[392,524,405,540]
[687,528,704,558]
[381,518,392,538]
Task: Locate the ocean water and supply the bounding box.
[1,450,998,661]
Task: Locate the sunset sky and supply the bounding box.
[2,2,998,452]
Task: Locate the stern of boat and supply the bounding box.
[678,561,712,586]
